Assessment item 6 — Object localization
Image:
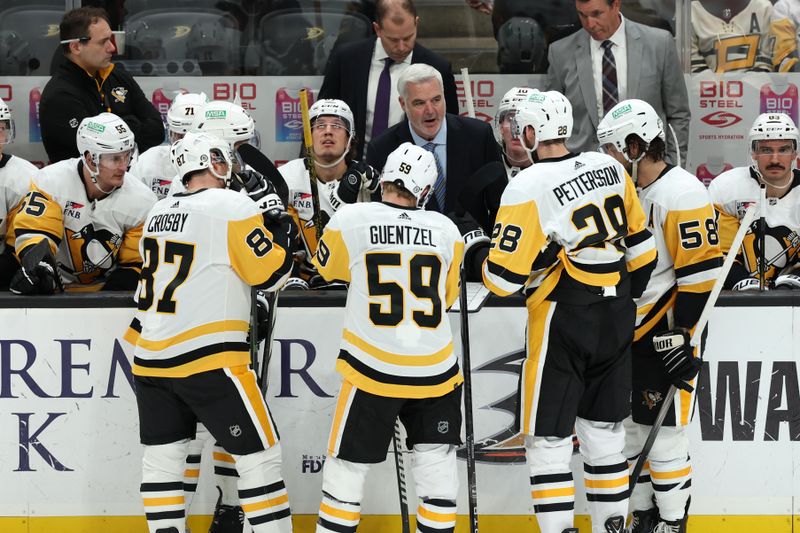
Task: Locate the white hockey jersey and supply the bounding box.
[13,158,156,289]
[708,165,800,283]
[126,188,290,378]
[483,151,657,307]
[691,0,774,72]
[281,157,371,279]
[635,166,722,339]
[129,144,176,200]
[0,154,38,253]
[311,201,464,399]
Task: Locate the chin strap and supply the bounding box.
[86,160,118,195]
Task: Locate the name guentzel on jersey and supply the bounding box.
[552,164,621,206]
[369,224,436,247]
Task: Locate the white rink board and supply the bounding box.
[0,302,797,517]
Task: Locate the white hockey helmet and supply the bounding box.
[749,112,800,176]
[0,97,15,145]
[597,99,665,163]
[380,142,438,209]
[76,113,136,171]
[309,98,355,168]
[191,100,255,149]
[172,131,233,186]
[512,90,573,157]
[493,86,535,145]
[167,92,208,141]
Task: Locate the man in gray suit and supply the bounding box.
[546,0,689,166]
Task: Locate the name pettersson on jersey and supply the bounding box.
[552,164,622,206]
[147,212,189,233]
[369,224,436,247]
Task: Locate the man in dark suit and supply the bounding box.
[546,0,689,166]
[318,0,459,159]
[366,63,501,224]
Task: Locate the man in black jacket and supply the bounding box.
[318,0,459,159]
[40,7,164,163]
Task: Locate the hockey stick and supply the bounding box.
[460,68,477,119]
[299,89,324,240]
[459,264,479,533]
[237,143,290,207]
[758,184,767,291]
[391,421,411,533]
[258,291,279,394]
[629,203,758,491]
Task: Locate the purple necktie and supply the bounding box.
[601,40,618,114]
[371,58,393,139]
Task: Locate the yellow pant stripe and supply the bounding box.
[585,476,628,489]
[232,366,277,447]
[320,502,360,521]
[241,494,289,513]
[651,466,692,480]
[328,381,354,455]
[531,486,575,499]
[417,506,456,523]
[142,496,184,506]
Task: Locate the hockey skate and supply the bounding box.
[209,503,246,533]
[604,515,626,533]
[652,516,687,533]
[630,508,659,533]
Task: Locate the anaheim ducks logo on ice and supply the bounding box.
[456,349,527,464]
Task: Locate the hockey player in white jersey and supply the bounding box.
[0,96,39,290]
[598,99,723,533]
[690,0,775,72]
[494,86,535,178]
[709,112,800,290]
[126,131,295,533]
[310,143,465,533]
[483,90,657,533]
[130,92,207,199]
[280,98,378,289]
[11,112,156,293]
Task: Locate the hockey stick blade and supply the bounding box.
[237,143,290,207]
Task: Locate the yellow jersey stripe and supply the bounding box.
[136,320,249,351]
[343,329,453,367]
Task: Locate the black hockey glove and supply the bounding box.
[652,328,703,392]
[10,241,61,296]
[330,161,379,209]
[254,290,272,343]
[448,211,490,282]
[233,169,286,210]
[774,263,800,289]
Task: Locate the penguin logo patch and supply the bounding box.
[111,87,128,103]
[643,390,663,410]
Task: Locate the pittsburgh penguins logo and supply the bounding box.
[71,224,122,273]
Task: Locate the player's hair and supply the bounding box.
[376,0,417,26]
[398,63,443,101]
[576,0,616,6]
[626,133,666,162]
[381,181,417,203]
[60,7,110,55]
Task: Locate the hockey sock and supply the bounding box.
[183,438,205,512]
[214,444,240,506]
[627,458,654,513]
[141,441,190,533]
[416,498,457,533]
[233,444,292,532]
[317,492,361,532]
[526,436,575,533]
[650,455,691,521]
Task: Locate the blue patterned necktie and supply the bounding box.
[424,141,446,211]
[371,58,393,140]
[601,40,618,114]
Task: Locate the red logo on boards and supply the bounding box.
[701,111,742,128]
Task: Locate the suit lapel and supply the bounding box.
[575,32,599,128]
[626,22,643,99]
[443,115,461,212]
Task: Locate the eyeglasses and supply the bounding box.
[312,121,347,131]
[59,36,91,45]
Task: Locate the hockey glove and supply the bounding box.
[10,241,61,296]
[282,277,310,290]
[775,264,800,289]
[233,170,286,209]
[330,161,379,209]
[652,328,702,392]
[448,211,490,282]
[731,277,763,291]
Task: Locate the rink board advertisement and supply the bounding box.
[0,301,799,523]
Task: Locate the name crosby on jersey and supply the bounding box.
[369,224,436,247]
[147,212,189,233]
[552,164,622,206]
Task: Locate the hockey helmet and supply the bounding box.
[167,92,208,142]
[76,112,136,171]
[172,131,233,186]
[597,99,664,163]
[309,98,356,168]
[512,90,573,157]
[749,112,800,176]
[497,17,547,74]
[493,86,536,145]
[380,142,438,209]
[191,100,255,149]
[0,96,15,145]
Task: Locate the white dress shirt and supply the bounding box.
[590,15,628,120]
[365,39,413,143]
